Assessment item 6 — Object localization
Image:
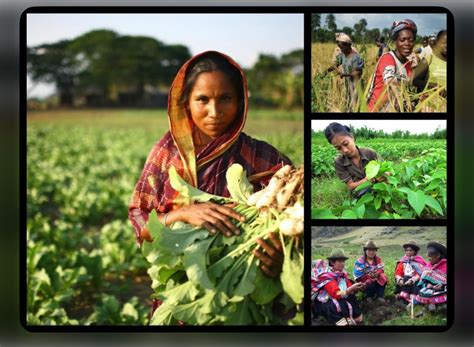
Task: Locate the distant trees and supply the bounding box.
[246,49,303,109]
[28,30,191,107]
[311,14,394,44]
[312,126,446,140]
[28,30,303,109]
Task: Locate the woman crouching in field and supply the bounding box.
[394,240,427,303]
[367,19,418,112]
[128,51,292,316]
[353,240,388,300]
[324,122,382,198]
[311,249,364,326]
[412,241,447,310]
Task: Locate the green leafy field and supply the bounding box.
[26,109,303,325]
[311,136,447,219]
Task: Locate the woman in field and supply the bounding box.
[129,51,291,279]
[412,241,447,309]
[324,33,364,112]
[311,249,364,326]
[367,19,418,112]
[353,240,388,300]
[324,122,382,198]
[419,30,447,94]
[394,240,427,303]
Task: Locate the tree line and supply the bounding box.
[312,126,446,140]
[311,13,423,45]
[28,29,303,109]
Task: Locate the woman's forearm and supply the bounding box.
[139,208,184,242]
[346,177,369,191]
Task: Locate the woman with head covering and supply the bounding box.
[422,30,447,93]
[311,249,364,326]
[394,240,427,303]
[323,33,364,112]
[129,51,292,274]
[413,30,447,108]
[323,122,383,197]
[367,19,418,112]
[353,240,388,299]
[413,241,447,309]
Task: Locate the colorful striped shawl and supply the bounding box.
[353,255,388,286]
[420,258,447,285]
[311,259,349,301]
[397,255,427,277]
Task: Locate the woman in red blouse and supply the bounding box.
[311,249,365,326]
[367,19,418,112]
[394,240,427,303]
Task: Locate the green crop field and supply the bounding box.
[311,135,447,219]
[26,109,303,325]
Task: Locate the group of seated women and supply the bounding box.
[311,240,447,326]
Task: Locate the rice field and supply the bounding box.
[311,43,447,113]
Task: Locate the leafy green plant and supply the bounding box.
[143,164,304,325]
[313,148,446,219]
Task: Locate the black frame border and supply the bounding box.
[20,5,454,333]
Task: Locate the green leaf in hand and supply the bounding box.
[365,160,380,180]
[168,166,231,204]
[183,238,215,290]
[226,164,254,204]
[280,238,304,304]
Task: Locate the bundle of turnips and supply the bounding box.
[142,164,304,325]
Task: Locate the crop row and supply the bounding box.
[27,124,154,325]
[311,138,446,177]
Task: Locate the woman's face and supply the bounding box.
[428,252,441,265]
[395,29,415,58]
[330,133,357,158]
[436,34,447,58]
[365,249,377,259]
[333,259,345,271]
[404,247,416,257]
[337,41,351,54]
[188,70,239,140]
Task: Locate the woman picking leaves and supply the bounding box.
[324,122,382,198]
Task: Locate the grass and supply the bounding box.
[311,176,349,210]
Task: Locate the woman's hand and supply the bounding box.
[252,232,284,278]
[179,202,245,237]
[347,282,365,294]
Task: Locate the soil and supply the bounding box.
[360,297,407,325]
[311,297,441,326]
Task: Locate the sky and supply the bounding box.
[319,13,446,37]
[311,120,446,135]
[26,13,303,98]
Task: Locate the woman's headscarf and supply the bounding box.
[390,19,418,40]
[129,51,290,242]
[168,50,248,187]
